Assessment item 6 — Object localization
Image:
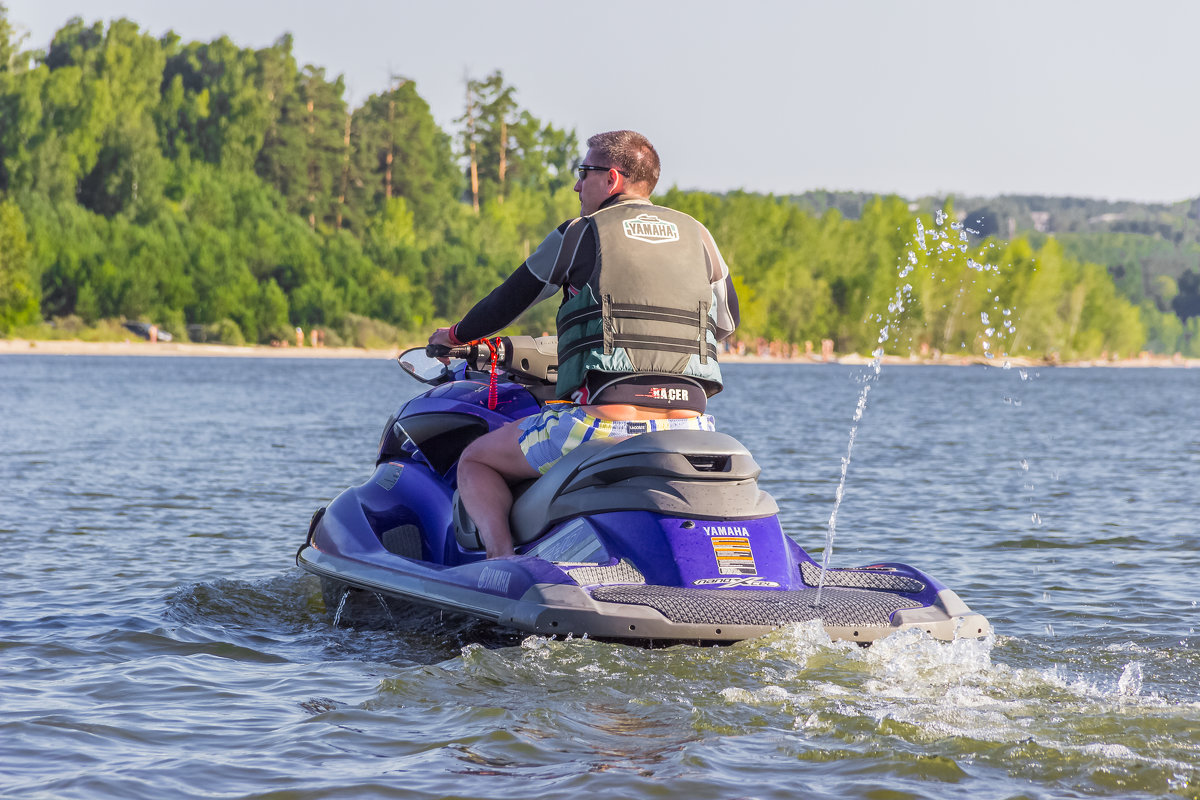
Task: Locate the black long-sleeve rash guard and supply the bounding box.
[452,196,739,347]
[452,222,573,342]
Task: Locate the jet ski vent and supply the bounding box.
[590,586,922,627]
[685,454,730,472]
[564,559,646,587]
[799,562,925,593]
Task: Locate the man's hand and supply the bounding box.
[428,327,455,363]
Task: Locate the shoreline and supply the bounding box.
[0,337,402,359]
[2,337,1196,368]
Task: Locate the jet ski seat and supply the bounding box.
[505,429,779,544]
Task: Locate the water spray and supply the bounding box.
[814,207,1019,608]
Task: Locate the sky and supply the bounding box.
[5,0,1199,204]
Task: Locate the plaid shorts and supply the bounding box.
[517,405,717,474]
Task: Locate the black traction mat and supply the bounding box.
[589,585,923,627]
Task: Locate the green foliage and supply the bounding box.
[334,312,404,349]
[1140,302,1182,354]
[0,13,1174,360]
[1055,231,1200,309]
[459,71,578,208]
[657,190,1147,360]
[0,199,38,330]
[0,3,26,74]
[1174,269,1200,322]
[24,315,129,341]
[348,80,461,235]
[1183,317,1200,358]
[208,317,245,345]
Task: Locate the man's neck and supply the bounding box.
[598,193,651,210]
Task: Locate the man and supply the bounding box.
[429,130,738,558]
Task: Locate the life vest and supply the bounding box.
[555,201,724,400]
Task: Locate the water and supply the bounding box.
[2,355,1198,800]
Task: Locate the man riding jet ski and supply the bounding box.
[428,130,738,559]
[297,130,989,643]
[297,336,990,644]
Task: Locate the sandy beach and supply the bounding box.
[0,338,403,360]
[2,337,1196,367]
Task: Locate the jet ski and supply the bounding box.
[297,336,990,645]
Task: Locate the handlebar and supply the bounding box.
[425,343,462,359]
[412,335,558,383]
[426,342,484,366]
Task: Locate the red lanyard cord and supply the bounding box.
[484,337,500,410]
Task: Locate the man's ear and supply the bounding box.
[608,169,625,195]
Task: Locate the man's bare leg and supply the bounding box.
[456,421,540,558]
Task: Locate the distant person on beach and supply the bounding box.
[428,129,739,558]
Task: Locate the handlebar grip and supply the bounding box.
[425,343,453,358]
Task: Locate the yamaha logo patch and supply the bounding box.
[623,214,679,244]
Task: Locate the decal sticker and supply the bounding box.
[711,535,757,576]
[622,214,680,244]
[646,387,691,402]
[693,577,780,588]
[375,462,403,490]
[477,567,512,594]
[701,525,750,537]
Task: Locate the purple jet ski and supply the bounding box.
[297,336,989,644]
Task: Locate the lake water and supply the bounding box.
[2,355,1197,800]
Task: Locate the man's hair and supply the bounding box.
[587,130,660,192]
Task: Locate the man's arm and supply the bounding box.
[715,273,739,341]
[447,223,575,342]
[700,227,739,341]
[452,266,551,342]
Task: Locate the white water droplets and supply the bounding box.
[1117,662,1144,696]
[825,206,1023,600]
[966,257,1003,273]
[332,589,349,627]
[887,283,912,316]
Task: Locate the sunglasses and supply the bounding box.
[576,164,628,181]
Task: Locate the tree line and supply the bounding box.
[791,192,1200,353]
[0,10,1196,358]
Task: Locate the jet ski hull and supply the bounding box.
[299,501,989,644]
[297,339,990,646]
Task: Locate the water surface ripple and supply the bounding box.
[1,356,1197,799]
